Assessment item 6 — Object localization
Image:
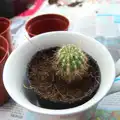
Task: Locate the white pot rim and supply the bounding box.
[3,31,115,116]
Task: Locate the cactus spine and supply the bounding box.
[55,44,88,83]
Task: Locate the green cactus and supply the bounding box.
[54,44,88,83]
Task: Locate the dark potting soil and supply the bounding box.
[27,47,101,108]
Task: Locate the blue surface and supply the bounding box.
[115,77,120,82]
[26,111,35,120]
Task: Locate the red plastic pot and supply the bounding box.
[0,17,12,53]
[0,36,9,105]
[25,14,69,37]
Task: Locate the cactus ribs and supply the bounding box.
[27,46,100,109]
[54,44,89,83]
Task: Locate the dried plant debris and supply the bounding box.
[68,1,83,7]
[57,3,62,6]
[48,0,58,5]
[48,0,84,7]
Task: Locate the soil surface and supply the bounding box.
[27,47,101,104]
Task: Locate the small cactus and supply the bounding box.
[54,44,88,83]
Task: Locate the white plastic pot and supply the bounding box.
[3,31,120,120]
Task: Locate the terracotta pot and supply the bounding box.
[0,36,9,105]
[25,14,69,37]
[0,17,12,53]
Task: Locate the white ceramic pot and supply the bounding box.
[3,31,120,120]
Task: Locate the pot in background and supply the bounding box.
[25,14,69,37]
[0,36,9,105]
[0,17,12,53]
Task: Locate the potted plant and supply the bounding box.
[3,31,120,120]
[27,44,100,109]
